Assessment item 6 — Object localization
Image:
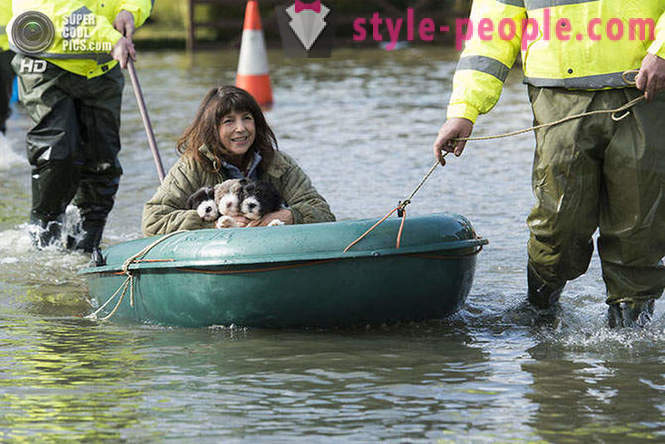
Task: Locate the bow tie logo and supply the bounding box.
[294,0,321,13]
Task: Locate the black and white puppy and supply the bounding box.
[189,179,285,228]
[214,179,244,228]
[186,186,219,222]
[240,180,284,226]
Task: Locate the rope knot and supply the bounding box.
[397,200,410,217]
[85,230,188,322]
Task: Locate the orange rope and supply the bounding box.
[176,258,340,275]
[343,206,399,253]
[396,208,406,249]
[100,247,487,278]
[134,259,176,263]
[344,153,450,253]
[409,245,484,260]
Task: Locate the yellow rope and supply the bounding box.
[85,276,131,321]
[453,94,644,143]
[85,230,188,321]
[454,69,642,143]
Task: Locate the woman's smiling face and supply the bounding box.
[218,110,256,159]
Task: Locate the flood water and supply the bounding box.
[1,48,664,442]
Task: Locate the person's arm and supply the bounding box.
[433,0,525,161]
[110,10,135,68]
[271,153,335,225]
[142,157,216,236]
[109,0,152,68]
[114,0,152,31]
[638,12,665,101]
[109,1,151,66]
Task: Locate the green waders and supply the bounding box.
[0,50,15,133]
[527,85,665,319]
[12,55,124,252]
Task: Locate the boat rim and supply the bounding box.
[79,237,488,275]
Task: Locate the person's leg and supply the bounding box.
[0,50,15,133]
[526,86,606,308]
[68,65,124,252]
[12,55,81,248]
[600,89,665,327]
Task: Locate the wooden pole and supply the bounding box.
[127,59,166,183]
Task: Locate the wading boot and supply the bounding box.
[607,299,655,329]
[90,247,106,267]
[527,264,565,309]
[67,220,104,253]
[69,223,106,267]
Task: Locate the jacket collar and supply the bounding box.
[197,144,288,178]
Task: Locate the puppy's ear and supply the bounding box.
[257,181,283,213]
[229,179,244,194]
[186,188,203,209]
[243,181,257,194]
[213,183,223,203]
[203,187,215,200]
[188,187,214,209]
[186,194,196,210]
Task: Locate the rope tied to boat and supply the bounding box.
[85,230,188,321]
[343,76,646,253]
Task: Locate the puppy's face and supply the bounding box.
[214,179,244,216]
[240,181,282,220]
[241,195,262,220]
[186,187,219,222]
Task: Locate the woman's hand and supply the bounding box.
[246,209,294,227]
[217,210,293,228]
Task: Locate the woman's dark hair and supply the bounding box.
[177,86,277,171]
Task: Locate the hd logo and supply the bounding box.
[276,1,336,58]
[19,57,47,73]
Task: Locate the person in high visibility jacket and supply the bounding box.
[8,0,151,256]
[0,0,14,134]
[433,1,665,328]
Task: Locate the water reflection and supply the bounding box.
[524,324,665,441]
[0,317,151,441]
[132,321,491,441]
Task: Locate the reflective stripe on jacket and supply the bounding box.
[9,0,151,78]
[448,0,665,123]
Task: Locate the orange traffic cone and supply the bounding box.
[236,0,273,107]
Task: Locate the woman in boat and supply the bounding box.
[142,86,335,236]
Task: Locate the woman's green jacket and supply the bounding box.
[142,146,335,236]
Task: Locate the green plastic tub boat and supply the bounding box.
[79,213,487,328]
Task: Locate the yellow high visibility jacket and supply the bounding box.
[0,0,11,51]
[8,0,151,78]
[448,1,665,123]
